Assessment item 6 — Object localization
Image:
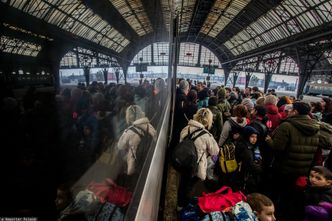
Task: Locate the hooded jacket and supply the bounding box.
[267,115,320,176]
[117,117,157,175]
[180,120,219,180]
[218,117,247,146]
[265,104,282,132]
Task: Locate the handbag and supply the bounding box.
[198,186,246,213]
[105,178,132,207]
[87,178,132,207]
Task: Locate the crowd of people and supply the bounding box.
[0,79,166,220]
[2,77,332,220]
[172,79,332,221]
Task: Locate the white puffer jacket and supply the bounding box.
[180,120,219,180]
[117,117,157,175]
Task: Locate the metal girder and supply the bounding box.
[185,0,216,41]
[221,23,332,65]
[83,0,138,41]
[296,46,325,98]
[141,0,167,36]
[0,3,121,64]
[181,34,234,61]
[213,0,283,45]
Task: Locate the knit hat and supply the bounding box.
[243,126,259,139]
[242,98,254,111]
[255,105,266,117]
[217,88,226,100]
[264,95,278,105]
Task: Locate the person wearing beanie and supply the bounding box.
[235,126,263,193]
[264,95,281,132]
[217,88,231,123]
[265,101,321,221]
[242,98,255,112]
[256,97,265,107]
[207,96,224,141]
[217,87,226,101]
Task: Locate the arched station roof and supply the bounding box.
[1,0,332,82]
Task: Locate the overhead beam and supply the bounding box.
[82,0,139,42]
[0,4,122,63]
[214,0,283,44]
[185,0,216,41]
[141,0,167,36]
[221,23,332,65]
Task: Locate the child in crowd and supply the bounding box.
[236,126,262,193]
[303,166,332,221]
[246,193,276,221]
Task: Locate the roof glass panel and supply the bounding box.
[179,42,199,65]
[200,0,251,38]
[317,2,332,22]
[60,51,78,67]
[3,23,54,41]
[129,42,220,67]
[176,0,196,33]
[1,35,42,57]
[109,0,153,36]
[200,46,221,67]
[224,0,330,55]
[9,0,129,52]
[279,56,299,74]
[131,45,152,65]
[153,42,170,65]
[60,47,119,68]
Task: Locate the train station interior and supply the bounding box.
[1,0,332,220]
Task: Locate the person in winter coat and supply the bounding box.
[236,126,263,194]
[207,96,223,142]
[264,95,281,133]
[303,166,332,221]
[218,104,248,147]
[177,108,219,210]
[170,79,190,149]
[265,101,321,221]
[217,87,231,122]
[117,105,156,176]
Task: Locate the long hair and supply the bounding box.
[193,108,213,130]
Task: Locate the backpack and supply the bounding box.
[219,119,244,174]
[128,125,152,171]
[172,128,207,174]
[231,201,258,221]
[209,106,223,141]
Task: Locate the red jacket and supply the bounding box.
[265,104,282,132]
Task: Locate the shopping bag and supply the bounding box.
[198,186,246,213]
[87,178,132,207]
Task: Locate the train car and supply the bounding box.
[305,83,332,97]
